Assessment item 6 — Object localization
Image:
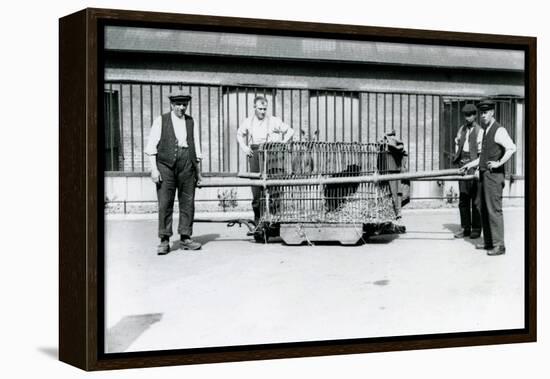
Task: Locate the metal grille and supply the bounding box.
[258,141,401,224]
[103,81,443,174]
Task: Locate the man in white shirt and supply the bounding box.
[461,100,517,256]
[453,103,483,239]
[145,89,203,255]
[236,96,294,225]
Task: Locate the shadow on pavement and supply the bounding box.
[365,234,399,244]
[189,233,221,246]
[443,223,482,247]
[170,234,221,249]
[443,222,461,234]
[106,313,163,353]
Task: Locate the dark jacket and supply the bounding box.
[453,122,481,165]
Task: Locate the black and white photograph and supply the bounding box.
[102,23,528,353]
[4,0,547,377]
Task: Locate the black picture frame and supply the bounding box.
[59,7,536,371]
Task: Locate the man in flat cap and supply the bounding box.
[461,100,516,256]
[145,89,203,255]
[453,103,483,239]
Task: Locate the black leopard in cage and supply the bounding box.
[324,163,362,211]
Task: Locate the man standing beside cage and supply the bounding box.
[236,96,295,226]
[461,100,516,256]
[145,89,203,255]
[453,103,483,239]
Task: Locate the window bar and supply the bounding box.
[272,88,276,116]
[236,87,239,173]
[316,89,320,140]
[431,95,435,171]
[226,87,231,172]
[367,93,370,144]
[299,89,302,142]
[449,100,454,169]
[342,91,345,141]
[129,84,135,172]
[358,92,362,143]
[149,86,154,170]
[307,90,311,141]
[375,93,378,142]
[383,93,387,134]
[119,84,124,170]
[415,94,419,172]
[198,86,202,150]
[159,85,163,114]
[350,93,354,141]
[290,89,293,134]
[399,93,403,140]
[423,95,427,171]
[333,91,337,143]
[407,94,411,170]
[108,83,114,171]
[391,93,394,133]
[218,86,222,172]
[208,86,212,172]
[140,85,145,172]
[281,89,285,122]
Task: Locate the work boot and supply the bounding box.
[180,238,202,250]
[454,229,470,238]
[157,240,170,255]
[469,230,481,239]
[487,246,506,256]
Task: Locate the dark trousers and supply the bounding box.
[458,179,481,232]
[156,147,196,239]
[249,145,262,223]
[478,170,505,247]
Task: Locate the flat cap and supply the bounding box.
[168,88,192,102]
[461,104,477,113]
[477,99,495,111]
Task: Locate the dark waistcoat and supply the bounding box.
[479,121,505,174]
[453,122,481,164]
[156,113,197,167]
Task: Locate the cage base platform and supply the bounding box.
[279,223,364,245]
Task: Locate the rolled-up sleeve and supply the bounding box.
[272,116,294,141]
[145,116,162,156]
[236,118,250,144]
[476,128,484,152]
[495,127,516,153]
[193,120,202,159]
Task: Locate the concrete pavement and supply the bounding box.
[104,208,525,353]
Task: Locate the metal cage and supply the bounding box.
[257,141,404,226]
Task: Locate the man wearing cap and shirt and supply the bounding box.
[145,89,203,255]
[236,96,295,226]
[453,103,483,239]
[461,100,516,256]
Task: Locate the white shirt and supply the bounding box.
[237,115,292,145]
[483,119,516,152]
[455,124,483,154]
[145,112,202,159]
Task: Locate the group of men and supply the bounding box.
[145,89,515,257]
[454,100,516,256]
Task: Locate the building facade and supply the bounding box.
[103,27,525,211]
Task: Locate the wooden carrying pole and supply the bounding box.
[198,168,466,188]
